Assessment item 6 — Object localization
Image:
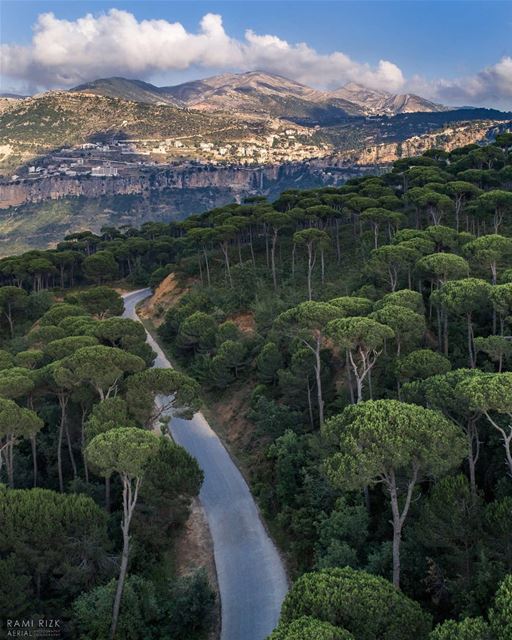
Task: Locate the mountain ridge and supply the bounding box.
[0,86,509,178]
[332,81,447,115]
[69,71,447,117]
[70,77,181,107]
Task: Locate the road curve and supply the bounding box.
[123,289,288,640]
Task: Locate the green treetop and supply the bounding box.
[323,400,465,588]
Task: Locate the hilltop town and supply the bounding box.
[7,125,329,183]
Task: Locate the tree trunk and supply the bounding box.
[198,253,204,284]
[203,249,211,286]
[436,305,443,351]
[355,374,363,404]
[31,435,37,487]
[111,519,130,640]
[491,262,497,286]
[57,394,67,493]
[221,243,233,288]
[467,420,479,501]
[111,530,129,639]
[4,308,14,338]
[306,379,314,429]
[110,476,140,640]
[271,228,278,290]
[363,485,371,514]
[314,336,324,426]
[335,219,341,264]
[57,424,64,493]
[81,406,89,483]
[65,422,78,480]
[6,441,14,487]
[455,197,464,232]
[249,231,256,268]
[467,315,475,368]
[307,244,313,301]
[391,514,402,589]
[443,309,449,356]
[494,209,500,234]
[345,350,355,404]
[483,411,512,478]
[388,467,417,589]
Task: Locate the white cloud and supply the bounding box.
[2,9,510,108]
[0,9,404,91]
[407,57,512,109]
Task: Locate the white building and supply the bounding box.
[91,165,118,177]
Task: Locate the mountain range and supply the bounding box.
[70,71,447,119]
[0,69,510,255]
[0,68,509,180]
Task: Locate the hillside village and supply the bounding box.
[6,126,329,184]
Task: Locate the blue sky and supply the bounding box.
[1,1,511,107]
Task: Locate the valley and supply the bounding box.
[0,71,511,255]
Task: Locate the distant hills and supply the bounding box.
[70,71,447,119]
[0,91,241,173]
[70,77,180,107]
[331,81,446,116]
[0,70,510,254]
[0,69,510,178]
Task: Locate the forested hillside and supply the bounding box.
[2,135,512,639]
[0,291,215,634]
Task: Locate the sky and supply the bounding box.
[1,0,511,108]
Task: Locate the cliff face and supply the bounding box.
[0,163,344,256]
[0,164,290,208]
[324,121,503,167]
[1,120,505,210]
[0,120,508,257]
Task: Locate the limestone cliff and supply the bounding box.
[0,163,330,209]
[324,120,503,167]
[1,120,505,210]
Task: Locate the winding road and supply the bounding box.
[123,289,288,640]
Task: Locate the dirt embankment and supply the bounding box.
[173,499,217,582]
[173,499,220,639]
[139,272,188,326]
[228,311,257,335]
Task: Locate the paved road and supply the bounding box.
[123,289,288,640]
